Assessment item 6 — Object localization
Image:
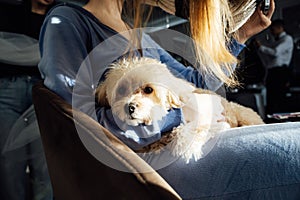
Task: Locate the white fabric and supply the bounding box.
[258,32,294,69]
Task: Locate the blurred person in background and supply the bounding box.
[255,19,294,114]
[0,0,57,199]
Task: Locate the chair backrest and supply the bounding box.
[32,82,181,200]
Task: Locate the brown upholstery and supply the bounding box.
[32,82,181,200]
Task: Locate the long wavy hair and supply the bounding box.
[124,0,251,87]
[189,0,237,86]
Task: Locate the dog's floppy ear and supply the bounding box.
[95,84,110,107]
[167,90,183,109]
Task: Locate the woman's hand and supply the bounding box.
[236,0,275,44]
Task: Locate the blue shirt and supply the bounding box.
[38,3,245,150]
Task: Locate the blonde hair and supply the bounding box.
[189,0,237,87]
[127,0,241,87]
[123,0,152,52]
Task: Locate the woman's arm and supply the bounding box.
[39,10,90,104]
[235,0,275,44]
[142,33,245,91]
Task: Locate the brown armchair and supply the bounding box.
[32,82,181,200]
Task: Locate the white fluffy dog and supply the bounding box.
[96,58,264,162]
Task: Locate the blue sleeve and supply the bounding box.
[39,10,89,104]
[142,34,245,91]
[228,37,246,57]
[142,33,207,89]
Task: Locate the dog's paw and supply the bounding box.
[168,122,230,163]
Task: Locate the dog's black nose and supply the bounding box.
[128,103,136,115]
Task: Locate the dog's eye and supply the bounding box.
[143,86,153,94]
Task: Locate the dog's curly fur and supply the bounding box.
[96,57,264,127]
[95,57,264,162]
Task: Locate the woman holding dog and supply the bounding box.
[38,0,300,199]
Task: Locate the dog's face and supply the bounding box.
[111,81,182,126]
[96,58,194,126]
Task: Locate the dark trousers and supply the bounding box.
[266,66,291,114]
[0,75,53,200]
